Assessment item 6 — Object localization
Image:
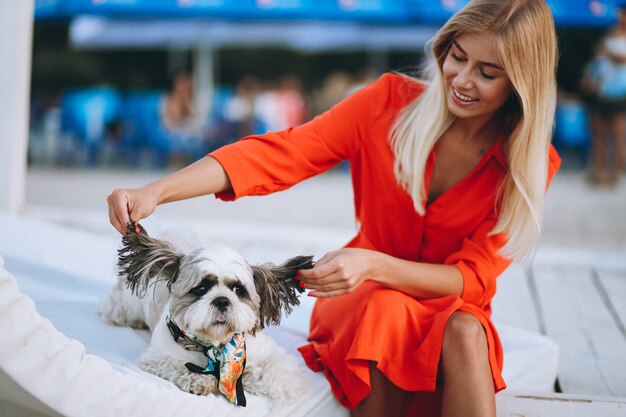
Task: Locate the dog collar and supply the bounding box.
[166,315,216,351]
[166,316,247,406]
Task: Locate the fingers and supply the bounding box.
[107,189,136,235]
[107,190,128,234]
[297,251,339,280]
[308,289,352,299]
[302,271,354,292]
[107,197,124,234]
[297,251,359,298]
[107,186,158,235]
[312,251,336,268]
[298,263,338,282]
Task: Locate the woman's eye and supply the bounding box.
[451,52,465,62]
[480,70,496,80]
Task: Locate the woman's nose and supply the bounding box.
[453,65,474,90]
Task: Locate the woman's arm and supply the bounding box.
[298,248,464,299]
[107,156,230,234]
[107,75,399,234]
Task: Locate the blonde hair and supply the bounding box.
[390,0,557,261]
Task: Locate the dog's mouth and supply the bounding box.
[213,316,229,326]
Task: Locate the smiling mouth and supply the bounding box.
[453,88,479,103]
[213,318,227,326]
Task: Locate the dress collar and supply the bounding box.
[490,133,507,168]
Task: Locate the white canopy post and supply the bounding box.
[0,0,34,214]
[193,45,215,126]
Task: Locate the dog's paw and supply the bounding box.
[181,373,218,396]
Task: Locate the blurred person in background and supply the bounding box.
[160,71,204,137]
[107,1,560,416]
[345,67,378,97]
[585,7,626,185]
[313,71,353,115]
[225,74,262,138]
[254,74,308,132]
[275,73,308,129]
[581,40,613,184]
[157,71,209,165]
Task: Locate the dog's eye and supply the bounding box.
[189,285,209,297]
[188,278,215,297]
[232,285,248,298]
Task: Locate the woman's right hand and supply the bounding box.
[106,156,232,234]
[107,186,160,234]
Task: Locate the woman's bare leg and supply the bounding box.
[350,362,413,417]
[440,312,496,417]
[590,112,608,184]
[609,113,626,183]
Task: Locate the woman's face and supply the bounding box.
[442,32,514,125]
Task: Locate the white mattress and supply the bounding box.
[0,213,558,416]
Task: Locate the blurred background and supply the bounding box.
[27,0,615,169]
[17,0,626,252]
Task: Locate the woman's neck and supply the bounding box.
[447,114,503,146]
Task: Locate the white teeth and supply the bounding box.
[453,88,478,102]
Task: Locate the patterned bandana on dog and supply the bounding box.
[166,316,247,406]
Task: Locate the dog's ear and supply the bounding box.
[251,255,314,330]
[117,222,182,298]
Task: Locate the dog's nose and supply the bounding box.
[212,296,230,312]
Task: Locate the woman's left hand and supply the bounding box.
[297,248,380,298]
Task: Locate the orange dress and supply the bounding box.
[210,73,561,414]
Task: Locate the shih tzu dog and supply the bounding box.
[98,223,313,407]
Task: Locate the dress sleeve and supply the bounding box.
[443,145,562,308]
[209,74,396,201]
[443,214,511,308]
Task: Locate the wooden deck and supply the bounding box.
[491,257,626,416]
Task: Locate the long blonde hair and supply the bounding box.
[390,0,557,261]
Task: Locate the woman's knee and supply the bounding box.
[442,312,487,360]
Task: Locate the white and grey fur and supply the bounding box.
[98,223,312,404]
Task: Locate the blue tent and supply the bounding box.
[37,0,410,23]
[405,0,618,26]
[36,0,620,27]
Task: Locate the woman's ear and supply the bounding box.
[251,255,314,330]
[118,222,183,298]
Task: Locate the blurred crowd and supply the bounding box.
[29,23,626,188]
[27,68,377,170]
[579,7,626,186]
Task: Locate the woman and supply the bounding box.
[588,7,626,184]
[107,1,561,416]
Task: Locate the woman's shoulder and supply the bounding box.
[382,72,426,95]
[360,72,426,109]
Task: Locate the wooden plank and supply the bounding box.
[596,267,626,337]
[497,391,626,417]
[532,265,626,396]
[492,264,541,334]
